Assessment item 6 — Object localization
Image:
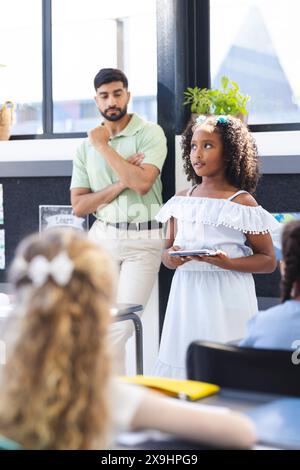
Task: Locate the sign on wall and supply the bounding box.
[39,205,89,232]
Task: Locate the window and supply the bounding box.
[210,0,300,126]
[0,0,42,135]
[52,0,157,133]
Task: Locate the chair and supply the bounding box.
[186,340,300,397]
[114,303,144,375]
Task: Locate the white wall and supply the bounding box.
[1,129,299,164]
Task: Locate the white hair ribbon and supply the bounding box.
[195,115,207,124]
[14,252,74,287]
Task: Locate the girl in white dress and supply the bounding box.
[154,115,281,379]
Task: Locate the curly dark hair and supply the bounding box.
[181,115,260,194]
[280,220,300,302]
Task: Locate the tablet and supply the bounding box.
[169,249,218,257]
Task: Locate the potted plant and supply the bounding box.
[183,76,250,121]
[0,64,14,141]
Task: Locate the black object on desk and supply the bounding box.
[114,304,144,375]
[187,340,300,397]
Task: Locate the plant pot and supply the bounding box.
[0,101,14,140]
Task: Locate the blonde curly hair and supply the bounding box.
[0,229,116,449]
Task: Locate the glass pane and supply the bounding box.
[0,0,42,135]
[52,0,157,133]
[210,0,300,125]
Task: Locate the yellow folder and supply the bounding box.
[120,375,220,401]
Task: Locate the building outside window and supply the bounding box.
[210,0,300,125]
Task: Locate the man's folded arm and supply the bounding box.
[71,182,126,217]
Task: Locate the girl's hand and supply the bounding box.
[189,250,232,270]
[166,246,192,268]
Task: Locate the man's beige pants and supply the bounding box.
[89,220,164,374]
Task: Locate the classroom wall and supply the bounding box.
[0,176,71,282]
[254,173,300,298]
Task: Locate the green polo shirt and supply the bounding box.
[70,113,167,223]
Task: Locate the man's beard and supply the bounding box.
[100,105,128,122]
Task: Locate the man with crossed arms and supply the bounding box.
[71,68,167,373]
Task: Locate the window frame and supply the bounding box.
[10,0,300,140]
[11,0,159,140]
[9,0,85,140]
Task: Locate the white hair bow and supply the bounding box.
[14,252,74,287]
[196,114,207,124]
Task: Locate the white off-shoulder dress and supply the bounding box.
[154,189,281,379]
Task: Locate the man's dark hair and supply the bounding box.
[94,68,128,91]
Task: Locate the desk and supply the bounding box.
[114,304,144,375]
[117,388,282,450]
[199,388,282,413]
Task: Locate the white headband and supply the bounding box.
[13,252,74,287]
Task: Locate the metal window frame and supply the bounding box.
[10,0,300,142]
[42,0,53,135]
[10,1,157,140]
[9,0,95,140]
[10,0,71,140]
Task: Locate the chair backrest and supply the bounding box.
[186,341,300,397]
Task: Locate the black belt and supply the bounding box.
[101,220,163,231]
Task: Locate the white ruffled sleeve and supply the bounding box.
[155,196,178,223]
[155,196,282,236]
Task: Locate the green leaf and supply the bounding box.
[221,76,229,90]
[183,76,249,117]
